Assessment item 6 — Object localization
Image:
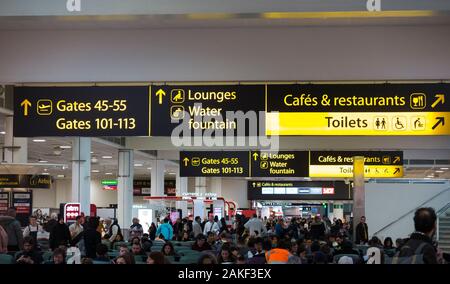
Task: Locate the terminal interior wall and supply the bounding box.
[1,25,450,83]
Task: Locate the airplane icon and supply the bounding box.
[37,99,52,115]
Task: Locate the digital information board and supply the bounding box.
[180,150,403,178]
[14,83,450,137]
[247,181,352,201]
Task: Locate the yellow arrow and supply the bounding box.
[183,157,189,167]
[431,94,445,108]
[252,152,259,161]
[156,89,166,105]
[20,99,32,116]
[393,156,401,164]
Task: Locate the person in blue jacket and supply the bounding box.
[156,218,173,241]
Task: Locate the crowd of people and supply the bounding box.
[0,206,448,264]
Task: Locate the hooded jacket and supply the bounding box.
[0,216,23,249]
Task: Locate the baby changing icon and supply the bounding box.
[412,116,425,131]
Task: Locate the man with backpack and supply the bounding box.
[394,207,438,264]
[156,218,173,241]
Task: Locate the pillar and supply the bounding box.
[4,116,27,163]
[71,137,91,215]
[117,149,134,229]
[210,177,224,219]
[176,172,188,218]
[151,160,165,197]
[353,156,365,242]
[194,177,207,219]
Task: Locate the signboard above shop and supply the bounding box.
[13,83,450,137]
[0,175,52,189]
[180,150,404,178]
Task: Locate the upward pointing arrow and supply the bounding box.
[156,89,166,105]
[20,99,32,116]
[252,152,259,161]
[431,94,445,108]
[183,157,190,167]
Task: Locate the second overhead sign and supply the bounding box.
[180,151,404,178]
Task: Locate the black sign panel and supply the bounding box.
[14,86,150,137]
[309,151,403,166]
[248,181,352,201]
[0,175,52,189]
[250,151,309,177]
[150,85,265,136]
[133,180,176,196]
[267,83,450,112]
[12,191,33,226]
[0,192,9,215]
[180,151,249,177]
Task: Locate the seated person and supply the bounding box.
[45,248,66,264]
[15,236,44,264]
[131,242,147,256]
[141,233,153,252]
[119,244,130,256]
[191,234,212,252]
[93,243,111,263]
[153,234,166,246]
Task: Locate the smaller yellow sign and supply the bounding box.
[309,165,403,178]
[266,112,450,135]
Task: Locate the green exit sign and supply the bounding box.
[101,180,118,186]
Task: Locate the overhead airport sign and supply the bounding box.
[14,83,450,137]
[248,181,352,201]
[266,83,450,135]
[180,151,250,177]
[309,151,403,178]
[150,84,265,136]
[0,174,52,189]
[180,150,403,178]
[250,151,309,177]
[14,86,149,137]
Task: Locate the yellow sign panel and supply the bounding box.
[266,112,449,135]
[309,165,403,178]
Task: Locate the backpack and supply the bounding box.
[386,242,427,264]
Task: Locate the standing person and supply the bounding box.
[69,215,84,247]
[244,214,266,237]
[23,216,44,248]
[0,208,24,252]
[173,218,184,241]
[108,218,123,245]
[148,222,157,241]
[83,216,102,259]
[192,216,203,238]
[156,218,174,241]
[397,207,438,264]
[355,216,369,245]
[49,215,71,250]
[275,219,285,238]
[220,218,229,233]
[310,216,326,241]
[44,213,58,234]
[203,215,220,235]
[129,218,144,240]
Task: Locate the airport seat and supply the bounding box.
[180,241,195,247]
[92,260,111,264]
[134,255,146,263]
[41,250,53,262]
[175,246,193,253]
[151,246,163,252]
[0,254,14,264]
[112,241,127,251]
[108,251,119,258]
[384,248,396,257]
[177,255,199,264]
[333,254,361,264]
